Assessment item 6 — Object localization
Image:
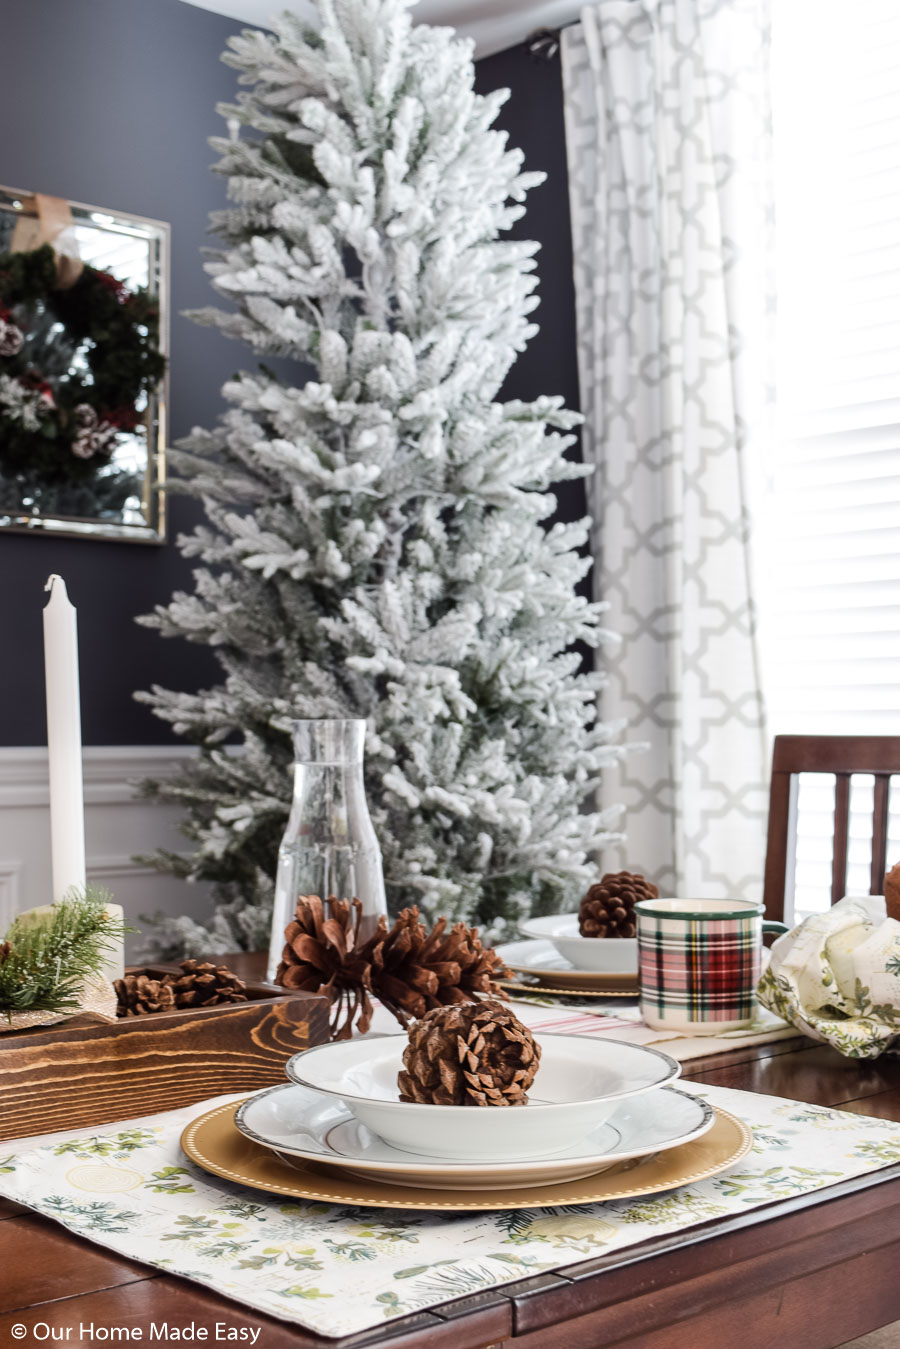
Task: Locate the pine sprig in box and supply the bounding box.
[0,895,329,1142]
[0,961,330,1142]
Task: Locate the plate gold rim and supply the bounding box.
[181,1101,753,1211]
[500,956,639,993]
[499,978,637,1000]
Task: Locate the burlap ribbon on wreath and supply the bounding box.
[10,192,84,289]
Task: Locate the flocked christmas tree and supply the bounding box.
[137,0,623,956]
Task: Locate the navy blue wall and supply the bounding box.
[475,41,584,526]
[0,0,244,744]
[0,6,582,744]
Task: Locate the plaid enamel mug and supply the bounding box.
[634,898,789,1033]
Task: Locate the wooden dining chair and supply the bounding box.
[763,735,900,923]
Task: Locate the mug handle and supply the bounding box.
[763,920,789,936]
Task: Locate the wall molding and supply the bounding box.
[0,858,22,928]
[87,854,160,883]
[0,745,197,808]
[0,746,212,939]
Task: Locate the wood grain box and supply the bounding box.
[0,964,331,1142]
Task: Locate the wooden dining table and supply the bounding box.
[4,954,900,1349]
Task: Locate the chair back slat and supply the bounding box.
[772,736,900,776]
[764,735,900,923]
[831,773,851,906]
[872,774,891,893]
[763,770,797,922]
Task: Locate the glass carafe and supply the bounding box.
[266,718,387,982]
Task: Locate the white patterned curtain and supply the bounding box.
[561,0,773,902]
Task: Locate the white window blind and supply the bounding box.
[765,0,900,915]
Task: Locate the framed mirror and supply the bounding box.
[0,187,168,542]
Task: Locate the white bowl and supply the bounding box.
[285,1033,679,1162]
[519,913,638,973]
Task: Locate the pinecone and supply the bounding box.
[398,1001,541,1107]
[363,908,509,1025]
[0,940,10,965]
[274,897,511,1040]
[115,973,176,1017]
[885,862,900,921]
[578,871,659,938]
[170,959,248,1008]
[276,895,376,1039]
[115,961,247,1017]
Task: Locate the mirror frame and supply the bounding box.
[0,186,169,544]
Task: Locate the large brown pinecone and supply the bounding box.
[276,895,376,1039]
[115,973,176,1017]
[363,908,509,1026]
[274,897,511,1040]
[578,871,659,938]
[170,960,248,1008]
[398,1001,541,1107]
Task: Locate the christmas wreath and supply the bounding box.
[0,244,165,492]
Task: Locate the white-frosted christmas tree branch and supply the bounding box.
[136,0,623,954]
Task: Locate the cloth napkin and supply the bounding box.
[757,895,900,1058]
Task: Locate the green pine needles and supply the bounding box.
[0,890,126,1020]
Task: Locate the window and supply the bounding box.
[764,0,900,914]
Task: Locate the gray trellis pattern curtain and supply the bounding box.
[561,0,773,901]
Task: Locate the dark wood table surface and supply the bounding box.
[4,956,900,1349]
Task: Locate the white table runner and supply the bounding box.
[2,1083,900,1338]
[497,996,796,1060]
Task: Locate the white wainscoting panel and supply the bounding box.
[0,746,215,957]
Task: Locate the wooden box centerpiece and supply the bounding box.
[0,961,330,1142]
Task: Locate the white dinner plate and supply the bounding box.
[497,938,640,992]
[519,914,638,973]
[234,1082,714,1190]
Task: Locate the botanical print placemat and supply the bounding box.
[2,1085,900,1338]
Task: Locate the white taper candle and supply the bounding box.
[43,574,87,903]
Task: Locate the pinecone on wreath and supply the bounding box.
[115,973,176,1017]
[170,960,248,1008]
[578,871,659,938]
[398,1001,541,1107]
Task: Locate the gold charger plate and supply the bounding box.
[181,1101,752,1211]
